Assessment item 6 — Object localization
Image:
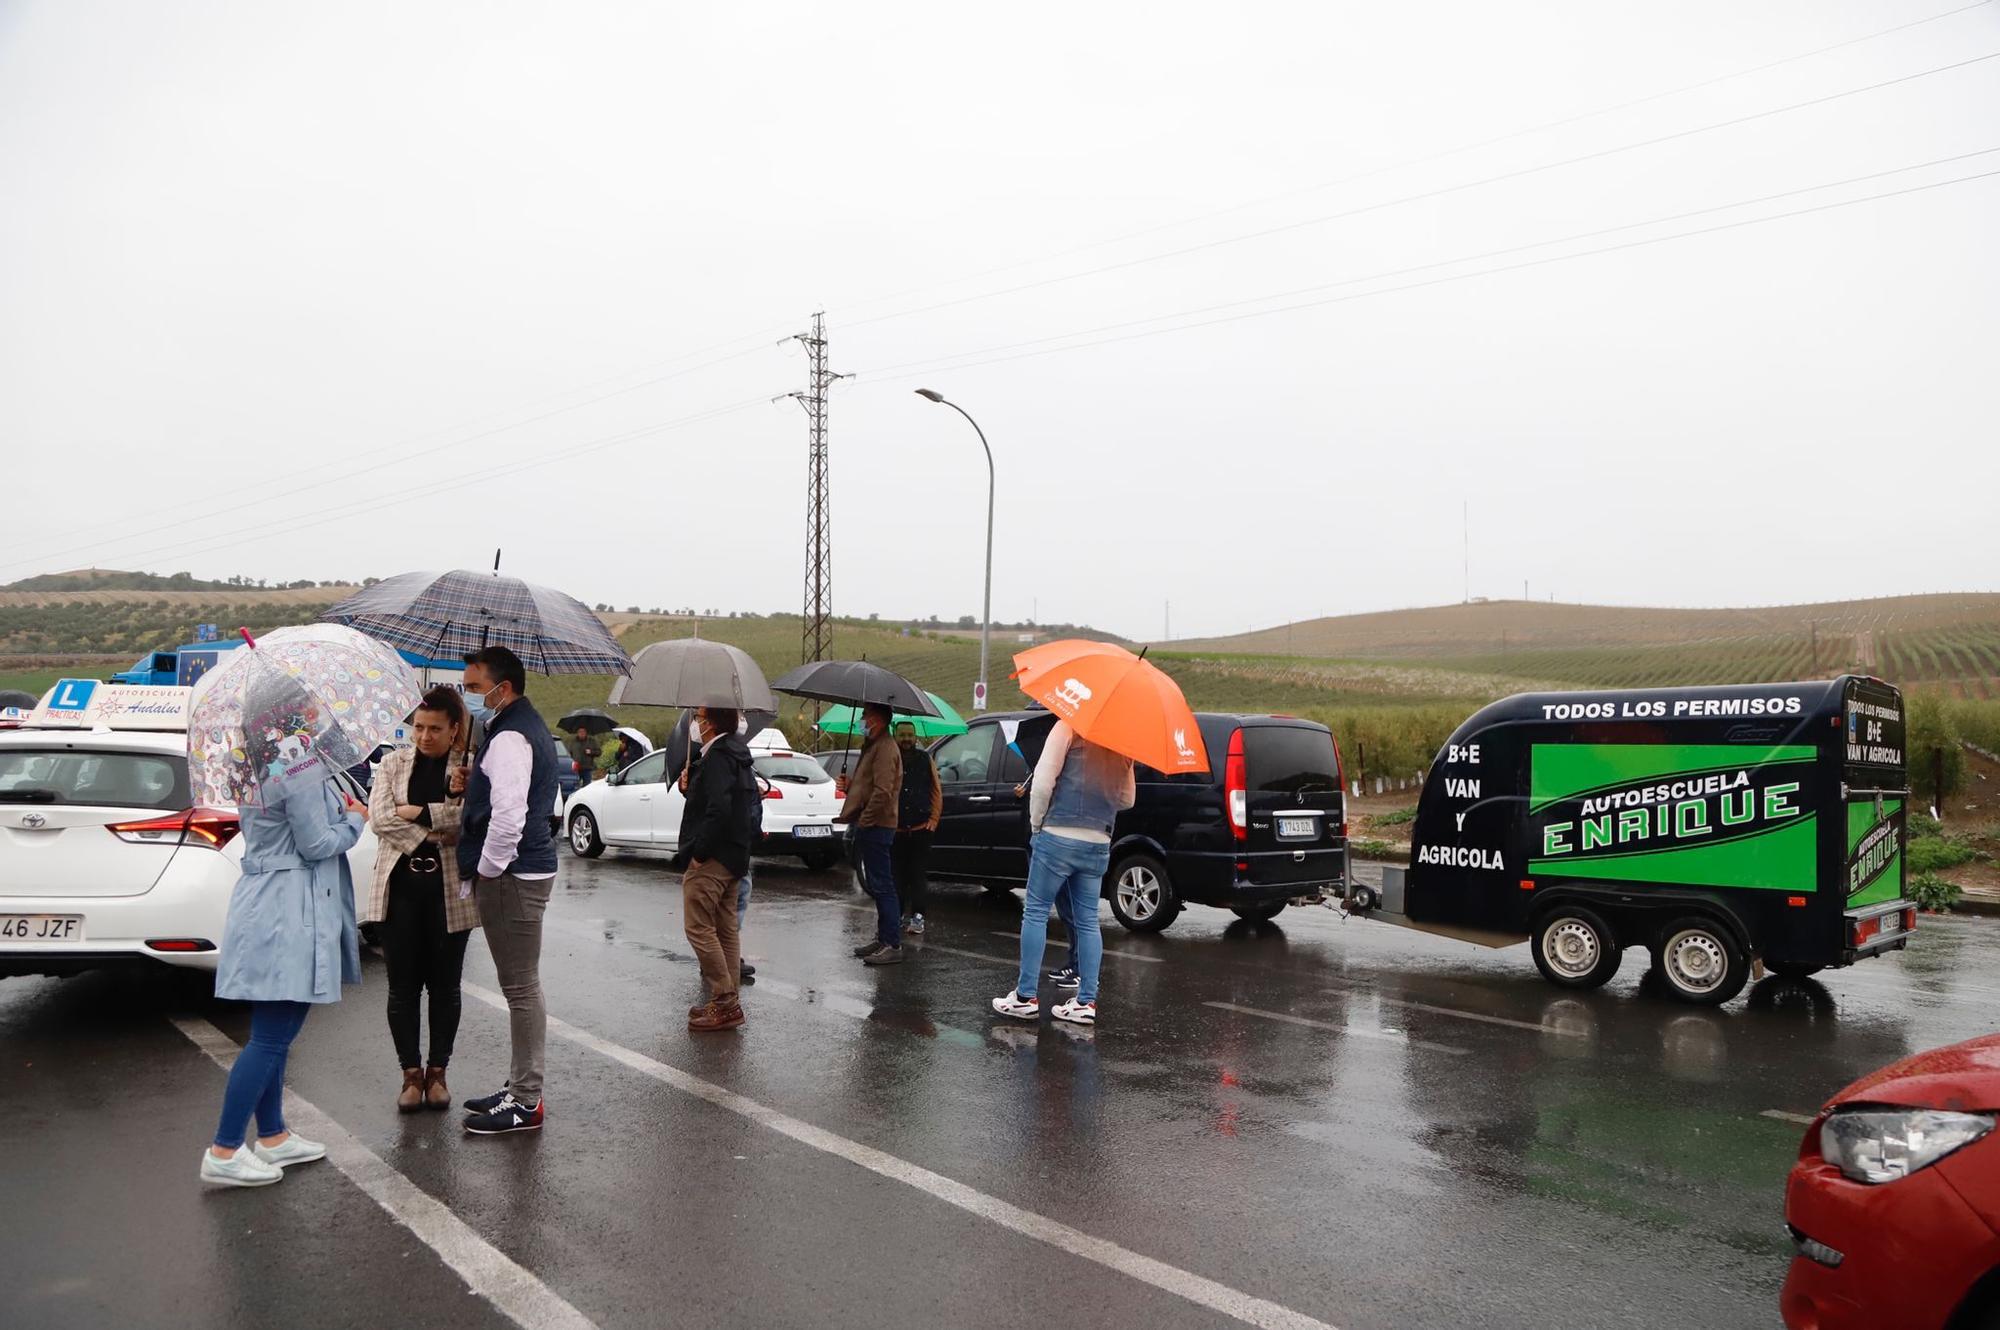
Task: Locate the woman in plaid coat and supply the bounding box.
[364,687,479,1111]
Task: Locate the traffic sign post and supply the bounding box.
[973,680,988,712]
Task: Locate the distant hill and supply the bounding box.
[1163,593,2000,699]
[1,568,349,594]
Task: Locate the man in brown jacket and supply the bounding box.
[840,703,905,964]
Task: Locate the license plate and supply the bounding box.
[1276,815,1318,839]
[0,914,82,943]
[1878,912,1902,937]
[794,824,833,840]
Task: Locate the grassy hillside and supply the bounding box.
[1168,593,2000,700]
[0,568,354,593]
[0,595,359,658]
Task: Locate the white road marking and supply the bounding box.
[463,984,1341,1330]
[170,1015,594,1330]
[1761,1109,1818,1126]
[1203,1001,1469,1056]
[1321,985,1587,1037]
[995,930,1166,962]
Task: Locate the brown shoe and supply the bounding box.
[688,998,744,1032]
[397,1068,425,1113]
[423,1066,451,1111]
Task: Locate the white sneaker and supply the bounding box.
[991,990,1039,1020]
[1052,998,1096,1026]
[252,1132,327,1168]
[200,1146,283,1187]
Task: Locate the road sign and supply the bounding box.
[45,679,98,713]
[973,680,988,712]
[195,623,219,643]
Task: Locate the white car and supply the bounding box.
[563,736,845,870]
[0,726,377,982]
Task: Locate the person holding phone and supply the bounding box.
[201,743,368,1188]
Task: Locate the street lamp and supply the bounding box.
[915,388,994,712]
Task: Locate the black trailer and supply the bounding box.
[1346,676,1913,1005]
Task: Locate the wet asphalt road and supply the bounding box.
[4,852,1998,1330]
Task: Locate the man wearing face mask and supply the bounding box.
[454,646,559,1135]
[841,703,904,964]
[671,706,759,1031]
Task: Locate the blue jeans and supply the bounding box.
[1016,831,1108,1004]
[736,864,753,932]
[213,1000,310,1149]
[854,827,899,945]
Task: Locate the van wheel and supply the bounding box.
[800,848,840,872]
[1230,902,1287,922]
[1531,906,1622,990]
[567,809,604,859]
[1652,916,1750,1006]
[1109,854,1180,933]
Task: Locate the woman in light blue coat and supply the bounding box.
[201,767,367,1187]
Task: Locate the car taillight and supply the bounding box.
[764,787,784,800]
[109,808,241,850]
[1225,728,1247,842]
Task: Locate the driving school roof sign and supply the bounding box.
[29,679,194,730]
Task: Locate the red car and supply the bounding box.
[1783,1033,2000,1330]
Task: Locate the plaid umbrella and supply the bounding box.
[321,569,631,675]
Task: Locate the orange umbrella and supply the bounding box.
[1011,639,1208,774]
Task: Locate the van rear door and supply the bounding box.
[1238,723,1346,887]
[1841,678,1908,911]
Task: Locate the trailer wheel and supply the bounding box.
[1531,906,1622,990]
[1109,853,1180,933]
[1652,916,1750,1006]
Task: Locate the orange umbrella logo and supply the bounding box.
[1011,639,1208,774]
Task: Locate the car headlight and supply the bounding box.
[1819,1108,1994,1184]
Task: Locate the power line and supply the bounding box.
[857,164,2000,383]
[825,1,1994,324]
[3,338,781,575]
[859,145,2000,380]
[20,395,775,577]
[838,48,2000,333]
[0,323,794,563]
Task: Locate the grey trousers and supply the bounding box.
[475,873,551,1102]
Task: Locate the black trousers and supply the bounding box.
[383,867,471,1070]
[893,830,933,916]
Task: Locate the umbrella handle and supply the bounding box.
[239,627,257,649]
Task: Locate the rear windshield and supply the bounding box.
[1244,727,1341,795]
[755,755,832,785]
[0,749,188,810]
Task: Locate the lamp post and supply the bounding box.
[915,388,993,711]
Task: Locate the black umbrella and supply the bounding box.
[0,689,38,711]
[662,706,778,778]
[770,660,941,717]
[558,707,618,736]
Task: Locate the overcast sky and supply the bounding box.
[1,0,1995,640]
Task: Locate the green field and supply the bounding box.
[6,590,1999,781]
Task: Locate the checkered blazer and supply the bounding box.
[363,746,479,933]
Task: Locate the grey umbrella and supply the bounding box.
[321,565,631,675]
[770,660,941,716]
[609,638,777,711]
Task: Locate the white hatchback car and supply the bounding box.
[0,726,377,982]
[564,732,845,870]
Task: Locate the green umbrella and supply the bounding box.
[817,690,967,739]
